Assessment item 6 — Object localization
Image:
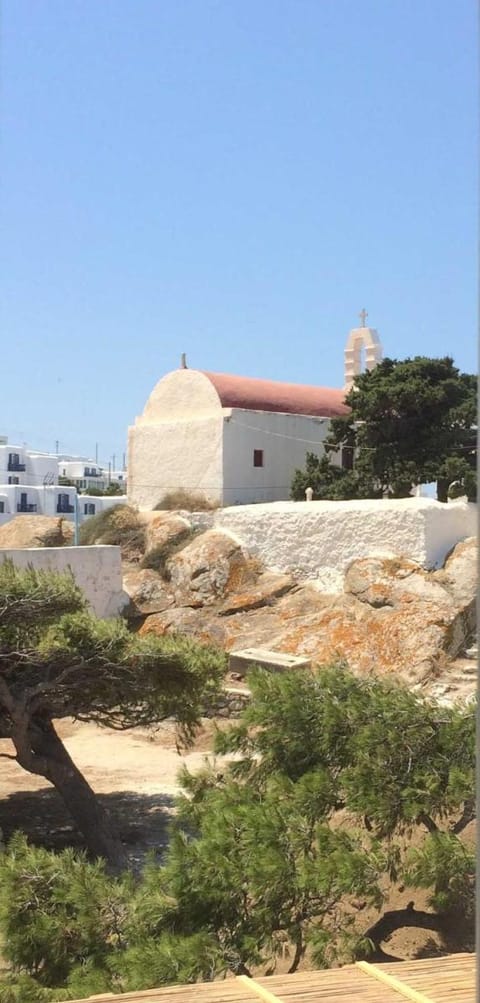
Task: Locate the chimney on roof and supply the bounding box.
[180,353,187,369]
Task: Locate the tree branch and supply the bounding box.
[417,812,439,834]
[450,798,476,835]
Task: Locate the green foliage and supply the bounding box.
[0,834,131,989]
[104,482,125,496]
[291,357,476,500]
[0,665,474,998]
[166,775,387,974]
[0,563,224,868]
[214,667,475,835]
[114,932,223,989]
[0,562,225,734]
[404,832,475,920]
[0,837,222,999]
[165,666,474,974]
[290,453,378,501]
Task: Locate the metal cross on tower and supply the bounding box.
[359,308,368,327]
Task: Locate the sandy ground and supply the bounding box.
[0,718,229,859]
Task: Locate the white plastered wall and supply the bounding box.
[222,410,337,505]
[213,497,477,591]
[128,370,224,510]
[0,546,128,618]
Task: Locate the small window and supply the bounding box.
[253,449,264,468]
[0,501,4,513]
[8,476,19,485]
[84,503,95,515]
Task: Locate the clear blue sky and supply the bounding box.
[1,0,476,465]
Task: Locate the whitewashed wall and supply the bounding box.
[0,545,128,618]
[0,445,58,488]
[213,497,477,591]
[128,368,344,509]
[223,409,335,505]
[0,485,77,525]
[128,370,225,509]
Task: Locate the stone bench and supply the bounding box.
[228,647,311,677]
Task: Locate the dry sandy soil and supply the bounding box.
[0,717,228,861]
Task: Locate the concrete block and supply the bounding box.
[228,647,311,676]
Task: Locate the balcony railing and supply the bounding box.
[8,461,26,472]
[57,504,75,513]
[17,503,37,513]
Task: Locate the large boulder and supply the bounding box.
[140,511,192,558]
[123,568,175,616]
[434,537,477,620]
[219,572,296,615]
[165,529,249,605]
[344,556,452,609]
[139,538,477,689]
[0,516,74,549]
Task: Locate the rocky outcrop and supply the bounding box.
[123,568,175,616]
[0,516,74,549]
[219,572,296,615]
[166,530,248,606]
[133,535,477,695]
[140,511,192,557]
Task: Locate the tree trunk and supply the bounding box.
[12,715,128,873]
[287,930,304,974]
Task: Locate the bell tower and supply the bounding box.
[344,310,383,390]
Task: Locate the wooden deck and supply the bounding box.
[61,952,475,1003]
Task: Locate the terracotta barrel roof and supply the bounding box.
[202,371,349,418]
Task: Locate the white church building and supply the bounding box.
[128,320,382,509]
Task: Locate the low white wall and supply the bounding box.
[213,497,477,591]
[0,545,129,618]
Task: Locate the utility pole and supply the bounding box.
[55,440,59,455]
[108,461,111,485]
[112,454,116,473]
[95,442,98,464]
[74,491,79,546]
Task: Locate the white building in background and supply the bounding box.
[0,443,59,489]
[0,440,127,528]
[59,459,127,493]
[0,482,126,527]
[128,321,382,509]
[59,459,108,493]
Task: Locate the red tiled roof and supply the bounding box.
[202,371,349,418]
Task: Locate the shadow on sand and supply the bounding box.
[0,787,176,862]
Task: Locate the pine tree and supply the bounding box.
[0,563,224,870]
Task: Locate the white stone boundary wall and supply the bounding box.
[0,545,129,619]
[210,498,477,592]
